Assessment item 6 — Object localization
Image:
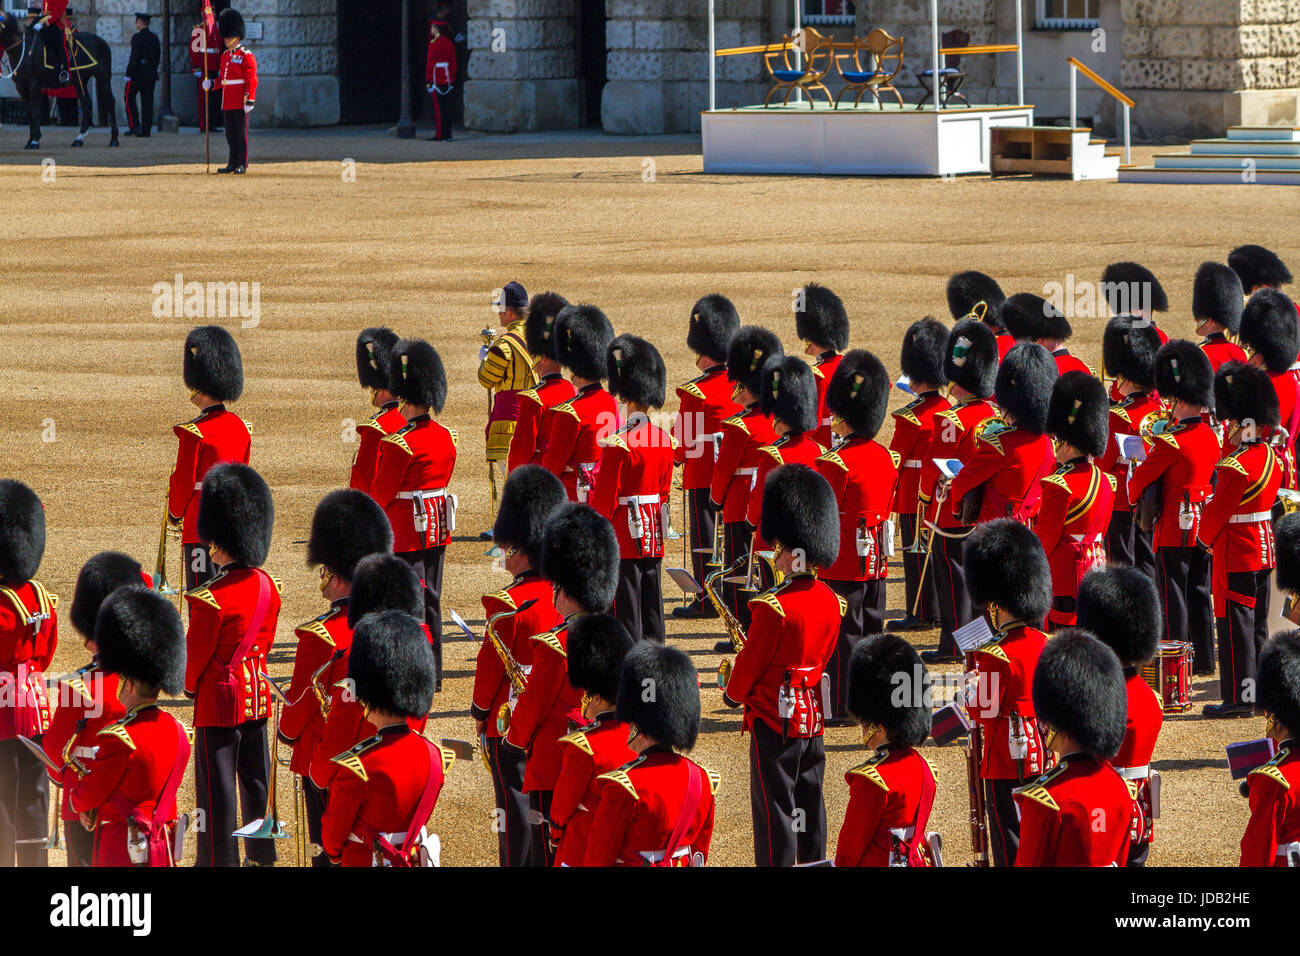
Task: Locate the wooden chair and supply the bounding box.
[762,28,835,108]
[915,29,970,109]
[833,29,905,109]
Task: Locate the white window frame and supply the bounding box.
[802,1,856,27]
[1035,0,1099,30]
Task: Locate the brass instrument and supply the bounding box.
[911,480,950,617]
[1135,407,1176,532]
[695,511,726,574]
[233,675,290,845]
[310,648,345,723]
[703,555,749,688]
[152,496,180,599]
[481,327,500,511]
[484,599,537,735]
[902,499,927,554]
[1278,488,1300,515]
[725,532,784,602]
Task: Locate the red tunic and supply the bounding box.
[503,618,582,792]
[1270,370,1300,490]
[815,437,899,582]
[278,600,351,776]
[709,404,777,523]
[1115,670,1163,846]
[746,433,826,546]
[370,415,459,553]
[541,383,619,502]
[1014,754,1135,867]
[1239,742,1300,867]
[919,398,996,530]
[1052,349,1094,378]
[835,745,937,867]
[584,748,717,866]
[1035,459,1115,624]
[43,665,125,820]
[215,44,257,111]
[425,33,457,87]
[1126,418,1220,549]
[673,366,740,490]
[949,424,1055,524]
[510,373,577,473]
[1201,439,1284,621]
[995,332,1016,361]
[167,404,251,545]
[970,622,1048,781]
[184,566,281,728]
[1200,333,1248,372]
[888,391,951,518]
[811,351,843,449]
[549,713,636,867]
[1097,392,1163,516]
[590,415,675,560]
[470,572,559,740]
[0,580,56,741]
[349,402,405,498]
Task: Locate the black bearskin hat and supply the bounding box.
[70,551,145,639]
[347,553,422,627]
[524,291,569,360]
[900,317,949,386]
[1256,631,1300,732]
[825,349,890,439]
[0,479,44,583]
[759,464,839,569]
[356,327,399,391]
[388,338,447,412]
[1214,361,1280,428]
[217,6,244,40]
[1102,315,1160,390]
[965,518,1052,624]
[944,319,998,398]
[493,465,566,565]
[1001,292,1072,343]
[847,634,931,747]
[687,294,740,363]
[540,504,618,612]
[995,343,1057,434]
[1076,566,1161,667]
[1240,290,1299,373]
[554,305,615,381]
[1101,262,1168,314]
[1047,370,1109,456]
[1229,244,1293,292]
[183,325,244,402]
[726,325,784,397]
[197,463,273,567]
[607,334,667,409]
[307,489,393,583]
[946,271,1005,329]
[1276,513,1300,594]
[1192,262,1245,332]
[1033,629,1127,760]
[616,641,700,751]
[566,614,635,704]
[759,355,818,434]
[95,587,185,694]
[1154,339,1214,407]
[796,283,849,351]
[349,610,436,718]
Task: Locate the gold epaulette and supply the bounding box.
[518,387,542,406]
[331,734,383,782]
[358,414,387,433]
[721,415,750,436]
[1017,783,1061,811]
[919,752,938,782]
[817,450,848,471]
[531,629,567,658]
[1249,747,1292,791]
[559,731,593,756]
[975,421,1013,455]
[554,401,580,422]
[295,619,335,647]
[436,743,456,775]
[239,415,253,435]
[1106,473,1117,491]
[678,380,706,402]
[748,591,785,618]
[935,408,965,430]
[176,421,203,438]
[186,586,220,611]
[381,429,413,455]
[447,427,459,448]
[1043,473,1071,492]
[848,756,889,792]
[812,365,825,380]
[759,444,782,465]
[1218,453,1249,476]
[836,593,848,617]
[888,449,901,469]
[705,768,721,795]
[893,403,922,427]
[97,716,137,751]
[596,768,638,800]
[1157,432,1180,450]
[601,434,628,452]
[269,574,284,595]
[59,664,95,705]
[1110,402,1133,426]
[483,589,517,612]
[975,639,1009,664]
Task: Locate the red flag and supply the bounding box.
[202,0,216,35]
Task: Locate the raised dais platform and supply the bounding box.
[1119,126,1300,185]
[701,101,1036,177]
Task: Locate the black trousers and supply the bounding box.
[64,817,94,867]
[824,579,884,720]
[431,88,453,139]
[194,719,275,867]
[1127,840,1151,868]
[614,557,665,643]
[900,512,938,621]
[985,777,1022,867]
[398,546,446,689]
[723,520,753,633]
[125,78,155,132]
[223,108,248,169]
[686,488,718,598]
[302,777,333,867]
[1217,569,1271,706]
[184,543,216,593]
[486,736,532,867]
[1106,511,1157,582]
[934,530,973,656]
[1157,545,1213,672]
[0,737,49,867]
[529,789,555,868]
[748,720,826,867]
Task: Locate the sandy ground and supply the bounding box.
[1,123,1296,867]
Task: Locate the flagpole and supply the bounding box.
[203,48,210,173]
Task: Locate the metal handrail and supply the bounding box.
[1067,56,1135,108]
[1067,56,1135,166]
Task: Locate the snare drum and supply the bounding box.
[1140,641,1192,714]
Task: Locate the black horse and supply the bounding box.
[0,12,118,149]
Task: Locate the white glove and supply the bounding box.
[426,84,434,93]
[194,69,202,78]
[478,346,489,362]
[201,79,212,90]
[243,102,254,113]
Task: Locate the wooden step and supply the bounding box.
[1119,165,1300,184]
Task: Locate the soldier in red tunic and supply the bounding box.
[1240,290,1300,490]
[349,327,405,498]
[918,319,998,663]
[1098,315,1163,579]
[888,318,950,631]
[1037,371,1115,630]
[504,504,617,865]
[189,16,222,133]
[723,464,843,866]
[815,351,897,723]
[1201,363,1285,717]
[964,519,1053,866]
[585,641,717,866]
[321,611,451,867]
[43,552,141,866]
[1102,261,1170,349]
[278,490,392,865]
[1002,292,1092,377]
[207,9,256,173]
[549,614,635,866]
[835,634,937,867]
[541,305,619,502]
[1128,341,1219,674]
[472,465,566,867]
[1076,566,1164,867]
[424,19,457,141]
[1240,630,1300,866]
[509,292,575,474]
[0,480,56,867]
[168,325,250,592]
[592,335,674,642]
[185,463,280,867]
[671,294,740,620]
[1229,244,1294,309]
[370,338,457,686]
[795,283,848,448]
[947,270,1011,361]
[69,588,191,867]
[1195,262,1247,371]
[1015,630,1135,867]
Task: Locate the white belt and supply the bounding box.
[821,416,833,426]
[629,846,691,864]
[703,432,723,443]
[1068,533,1090,542]
[203,47,218,54]
[902,459,922,469]
[619,494,661,507]
[887,825,917,840]
[734,468,757,478]
[223,78,244,84]
[348,829,417,845]
[71,746,95,760]
[1115,764,1149,780]
[564,461,598,474]
[1228,511,1272,524]
[1278,842,1300,862]
[193,482,203,491]
[398,488,447,500]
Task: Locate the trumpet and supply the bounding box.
[903,499,927,554]
[152,496,180,599]
[695,511,725,574]
[483,600,536,735]
[703,555,749,688]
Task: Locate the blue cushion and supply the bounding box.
[841,71,883,82]
[918,67,960,77]
[772,69,805,81]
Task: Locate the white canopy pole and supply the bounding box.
[794,0,803,105]
[1016,0,1024,105]
[708,0,716,111]
[931,0,940,111]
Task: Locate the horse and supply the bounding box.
[0,12,118,149]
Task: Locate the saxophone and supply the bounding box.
[485,600,536,735]
[703,555,749,688]
[310,649,346,722]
